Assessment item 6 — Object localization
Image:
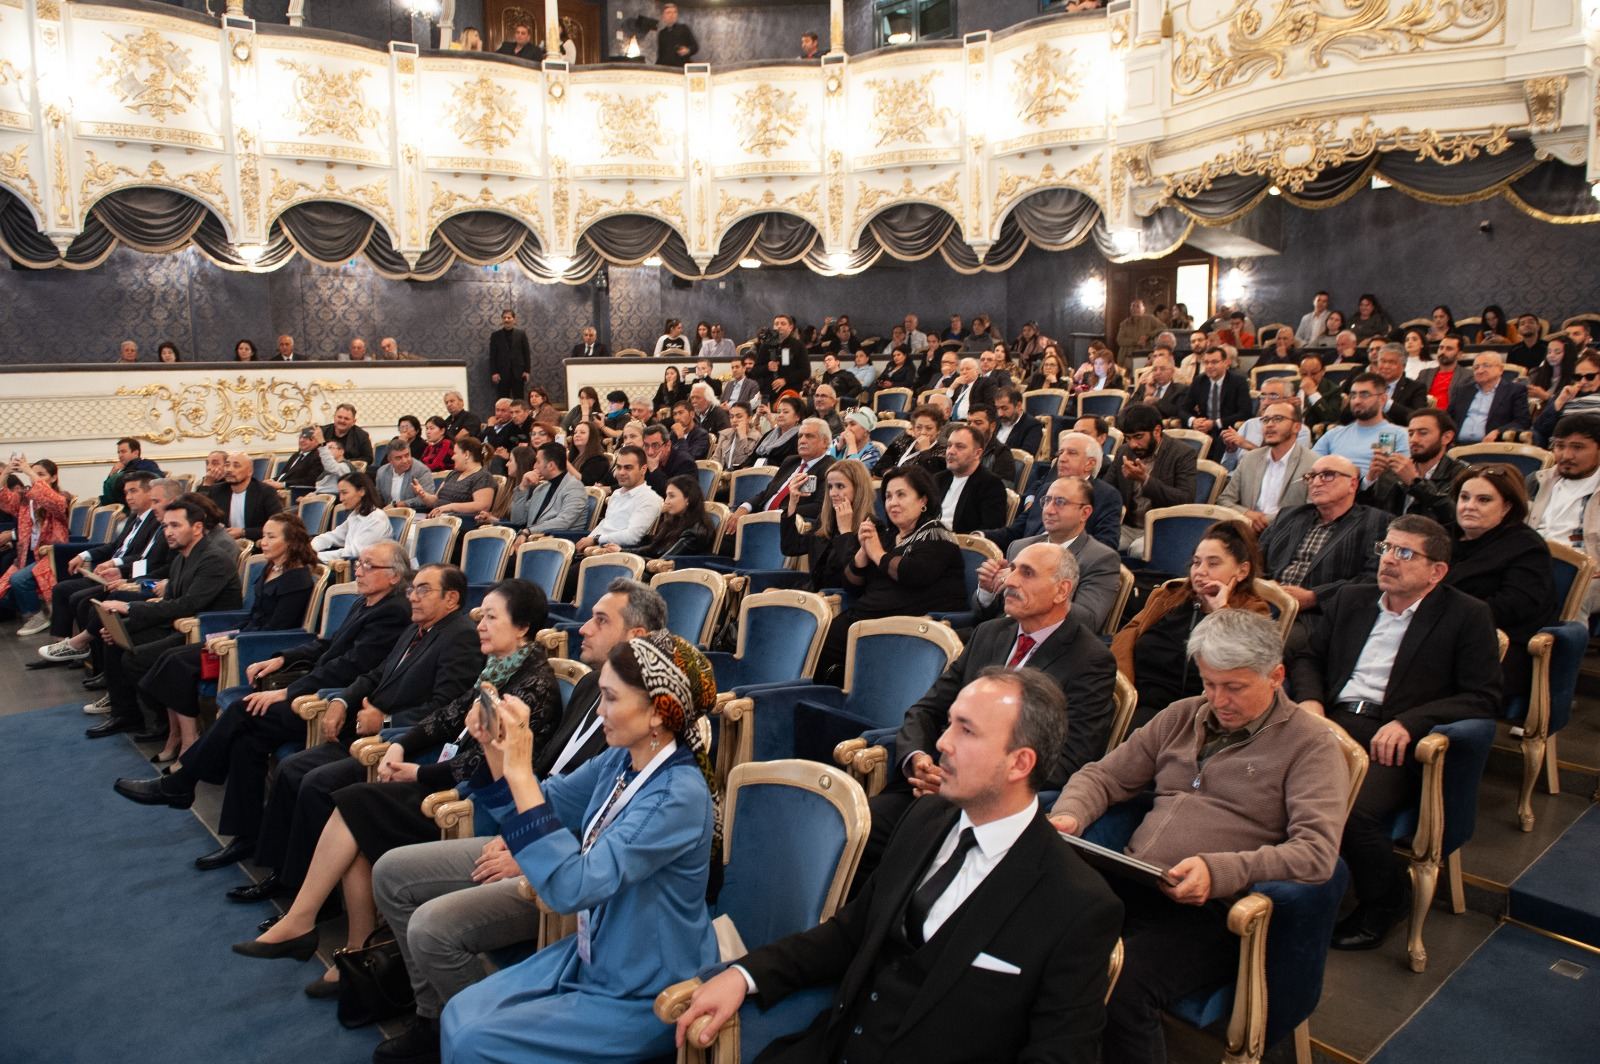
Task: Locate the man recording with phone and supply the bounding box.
[725,418,833,534]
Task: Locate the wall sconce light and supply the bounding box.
[1267,185,1281,197]
[738,257,762,269]
[642,255,663,267]
[827,251,851,272]
[1371,174,1392,190]
[1077,275,1106,310]
[625,35,642,58]
[403,0,442,20]
[1220,268,1249,305]
[236,242,265,266]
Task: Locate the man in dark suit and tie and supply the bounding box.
[110,541,413,871]
[675,669,1123,1063]
[86,497,244,741]
[42,471,164,644]
[263,427,326,493]
[238,563,485,899]
[1133,347,1186,420]
[727,418,834,532]
[207,451,284,542]
[972,479,1124,632]
[1183,346,1252,446]
[948,357,996,421]
[488,309,533,401]
[1291,515,1501,950]
[568,325,609,360]
[1447,351,1531,443]
[1371,344,1428,425]
[934,425,1009,534]
[1000,430,1123,552]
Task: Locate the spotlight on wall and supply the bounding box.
[1220,267,1249,305]
[1371,174,1392,190]
[1591,182,1600,202]
[403,0,442,19]
[738,257,762,269]
[642,255,663,267]
[1077,275,1106,310]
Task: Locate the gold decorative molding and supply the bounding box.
[1524,75,1566,134]
[427,181,543,231]
[1012,42,1083,126]
[1172,0,1505,99]
[97,29,202,124]
[46,104,69,226]
[238,133,261,222]
[825,149,843,243]
[445,76,526,154]
[402,144,420,247]
[994,154,1104,214]
[0,143,40,209]
[79,151,228,214]
[692,159,708,246]
[715,184,820,229]
[279,60,380,142]
[574,187,684,232]
[396,56,415,76]
[732,84,807,158]
[1112,144,1154,209]
[266,168,390,218]
[856,172,961,217]
[35,0,59,20]
[586,92,668,159]
[865,77,951,149]
[115,376,356,445]
[0,58,21,88]
[550,157,571,245]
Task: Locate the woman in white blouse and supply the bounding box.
[311,472,392,562]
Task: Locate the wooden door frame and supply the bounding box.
[1104,250,1215,340]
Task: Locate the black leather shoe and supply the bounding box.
[258,912,284,933]
[132,726,170,744]
[373,1016,440,1064]
[82,673,106,690]
[86,717,138,739]
[231,927,319,961]
[25,658,66,670]
[227,874,285,903]
[1331,900,1407,951]
[304,973,341,999]
[196,837,256,871]
[112,775,194,809]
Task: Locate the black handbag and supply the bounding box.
[256,661,313,691]
[334,927,415,1028]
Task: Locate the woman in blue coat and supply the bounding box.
[442,631,721,1064]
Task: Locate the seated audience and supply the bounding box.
[442,391,481,441]
[1295,290,1332,345]
[1296,354,1344,428]
[308,472,392,563]
[574,447,663,554]
[525,388,560,429]
[1505,313,1546,369]
[780,459,872,591]
[1216,399,1316,530]
[729,418,833,530]
[1475,305,1512,345]
[712,402,762,472]
[322,403,374,465]
[1527,336,1573,406]
[376,438,437,509]
[1183,346,1253,448]
[1528,414,1600,620]
[101,437,163,506]
[1073,349,1126,392]
[964,405,1018,483]
[594,474,713,560]
[750,395,806,468]
[871,346,918,394]
[443,632,720,1064]
[810,384,844,436]
[509,443,589,538]
[42,471,165,646]
[828,408,882,467]
[1114,520,1273,729]
[1401,329,1436,381]
[990,386,1042,456]
[816,354,860,401]
[199,450,228,488]
[1361,409,1463,524]
[561,386,602,435]
[232,580,559,1000]
[973,477,1122,632]
[1448,351,1530,443]
[1053,608,1348,1064]
[816,464,966,683]
[678,669,1122,1063]
[873,404,946,477]
[1290,515,1502,950]
[481,400,529,468]
[564,421,612,488]
[265,427,329,493]
[569,326,608,360]
[141,513,319,760]
[934,424,1009,534]
[420,417,454,472]
[1416,333,1467,409]
[653,365,691,411]
[654,318,691,360]
[689,383,729,438]
[1027,346,1071,391]
[0,455,69,634]
[1370,344,1427,423]
[308,440,352,496]
[1105,403,1198,551]
[1349,293,1393,342]
[1314,373,1411,477]
[414,437,496,521]
[1534,352,1600,445]
[1216,378,1312,472]
[233,339,258,362]
[722,355,762,410]
[996,431,1122,552]
[644,422,698,496]
[1132,348,1185,419]
[1258,455,1387,610]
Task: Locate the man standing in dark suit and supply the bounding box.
[676,670,1123,1064]
[207,451,284,542]
[239,564,485,899]
[759,314,809,397]
[1183,346,1252,445]
[654,3,698,66]
[568,325,608,360]
[1291,515,1502,949]
[489,309,532,401]
[1105,403,1197,551]
[110,541,413,870]
[86,498,244,740]
[934,424,1009,534]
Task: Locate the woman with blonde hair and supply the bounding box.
[779,458,873,590]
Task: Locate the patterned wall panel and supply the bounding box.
[607,1,830,65]
[606,263,666,353]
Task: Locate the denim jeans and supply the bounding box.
[8,564,40,615]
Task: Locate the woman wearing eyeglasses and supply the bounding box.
[1533,351,1600,446]
[1111,520,1273,731]
[1445,464,1557,693]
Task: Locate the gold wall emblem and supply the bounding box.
[1172,0,1505,98]
[279,60,380,141]
[865,76,951,148]
[98,29,202,124]
[1012,42,1083,126]
[115,376,355,445]
[0,143,40,209]
[587,92,668,159]
[732,84,807,158]
[446,76,526,154]
[1524,75,1567,133]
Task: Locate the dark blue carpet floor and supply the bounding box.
[0,705,379,1064]
[1370,923,1600,1064]
[1509,805,1600,950]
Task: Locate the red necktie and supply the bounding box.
[1007,633,1036,668]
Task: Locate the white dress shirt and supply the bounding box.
[1536,469,1600,545]
[941,474,970,527]
[1337,592,1422,704]
[592,483,663,547]
[312,507,392,561]
[1256,447,1294,516]
[228,489,247,530]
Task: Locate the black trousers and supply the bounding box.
[50,577,101,637]
[1332,709,1417,908]
[1103,880,1238,1064]
[141,642,207,718]
[175,694,304,840]
[255,743,364,890]
[105,631,183,729]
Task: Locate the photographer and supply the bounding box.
[757,314,810,398]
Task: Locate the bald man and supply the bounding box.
[205,451,284,540]
[1257,454,1389,611]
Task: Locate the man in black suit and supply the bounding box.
[1132,347,1186,420]
[1447,351,1531,443]
[1371,344,1428,425]
[569,325,609,360]
[442,390,482,441]
[321,403,374,464]
[110,541,413,870]
[264,427,326,493]
[495,20,539,60]
[1104,403,1197,551]
[858,538,1116,871]
[689,382,729,437]
[1291,515,1502,949]
[934,424,1009,534]
[271,334,301,361]
[728,417,834,531]
[240,564,485,899]
[948,357,995,421]
[42,471,164,644]
[990,385,1042,458]
[207,451,284,542]
[676,669,1123,1063]
[87,498,244,740]
[998,431,1123,552]
[645,420,699,494]
[964,405,1018,484]
[1183,346,1252,446]
[489,309,532,401]
[759,314,810,396]
[366,579,668,1062]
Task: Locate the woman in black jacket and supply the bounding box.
[813,463,967,684]
[779,458,873,591]
[1447,463,1557,694]
[652,365,690,413]
[566,420,613,488]
[870,346,919,397]
[596,474,715,560]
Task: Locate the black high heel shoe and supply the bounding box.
[231,928,319,962]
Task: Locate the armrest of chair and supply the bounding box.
[293,693,327,750]
[199,610,253,640]
[715,695,755,785]
[833,737,867,769]
[421,789,475,840]
[1411,732,1450,865]
[352,736,391,783]
[1223,892,1274,1063]
[328,558,351,582]
[654,977,701,1025]
[174,616,200,641]
[513,876,581,949]
[645,559,675,574]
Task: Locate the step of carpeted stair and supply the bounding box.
[1507,805,1600,950]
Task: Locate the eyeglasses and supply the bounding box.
[1348,390,1384,400]
[1576,373,1600,382]
[1373,541,1431,562]
[406,584,438,597]
[1040,495,1088,508]
[354,561,398,572]
[1258,414,1294,426]
[1301,470,1355,484]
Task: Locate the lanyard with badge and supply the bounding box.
[574,739,677,965]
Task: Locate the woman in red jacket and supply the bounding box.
[0,455,71,635]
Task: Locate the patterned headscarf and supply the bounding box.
[626,631,722,851]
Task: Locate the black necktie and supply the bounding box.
[1209,381,1220,420]
[905,827,978,947]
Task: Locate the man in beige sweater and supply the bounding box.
[1050,609,1349,1064]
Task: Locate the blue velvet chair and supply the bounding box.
[728,468,776,511]
[1194,460,1228,505]
[650,567,729,647]
[196,566,332,696]
[1140,504,1236,576]
[1500,621,1588,832]
[873,388,913,418]
[86,504,123,544]
[695,460,722,501]
[1446,442,1553,479]
[928,533,1003,630]
[384,506,414,543]
[460,526,515,608]
[674,512,810,593]
[719,616,963,772]
[296,493,334,535]
[1024,388,1071,419]
[869,421,908,449]
[1161,428,1213,463]
[545,552,646,623]
[250,455,272,481]
[512,538,575,603]
[408,516,461,567]
[332,506,352,529]
[653,759,871,1064]
[66,498,93,539]
[1075,388,1129,420]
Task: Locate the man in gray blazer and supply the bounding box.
[376,438,436,508]
[509,443,590,537]
[972,475,1122,632]
[1217,398,1317,532]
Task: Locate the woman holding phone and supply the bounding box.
[780,459,873,591]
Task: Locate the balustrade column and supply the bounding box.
[546,0,562,60]
[829,0,844,55]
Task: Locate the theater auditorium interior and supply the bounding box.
[3,1,1599,1062]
